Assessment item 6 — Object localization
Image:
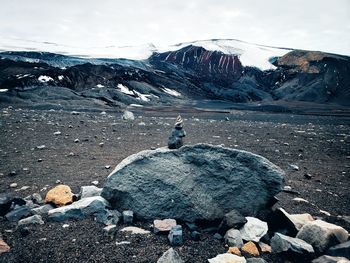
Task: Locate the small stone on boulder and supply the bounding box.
[45,185,73,207]
[296,220,349,253]
[103,224,117,238]
[240,217,268,242]
[157,247,184,263]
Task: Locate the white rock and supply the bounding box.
[157,248,184,263]
[18,215,44,226]
[208,253,246,263]
[54,131,62,135]
[289,213,315,230]
[122,110,135,121]
[296,220,349,253]
[120,226,150,235]
[115,241,131,245]
[80,185,102,198]
[10,183,18,188]
[91,181,99,186]
[240,217,268,242]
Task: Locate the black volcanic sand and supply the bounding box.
[0,106,349,263]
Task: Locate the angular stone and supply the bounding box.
[95,209,121,225]
[102,144,284,222]
[31,204,54,215]
[31,193,44,205]
[296,220,349,253]
[168,225,183,246]
[103,224,117,238]
[122,210,133,224]
[45,185,73,207]
[271,233,314,254]
[242,241,260,256]
[5,206,31,222]
[227,247,241,256]
[0,239,10,255]
[154,219,177,234]
[289,213,315,230]
[327,240,350,259]
[258,242,272,253]
[240,217,268,242]
[80,186,102,199]
[191,231,201,241]
[267,208,298,237]
[18,215,44,226]
[312,255,350,263]
[225,229,243,248]
[157,248,184,263]
[219,210,247,235]
[48,196,109,221]
[208,253,247,263]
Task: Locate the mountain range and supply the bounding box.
[0,39,349,112]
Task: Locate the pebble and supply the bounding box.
[36,145,46,150]
[115,241,131,245]
[62,224,69,228]
[10,183,18,188]
[74,139,80,143]
[304,173,312,179]
[91,181,99,186]
[99,142,104,147]
[9,171,17,176]
[54,131,62,135]
[319,210,331,216]
[105,165,111,169]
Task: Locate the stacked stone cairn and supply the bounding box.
[168,115,186,149]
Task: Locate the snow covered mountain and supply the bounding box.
[0,39,349,111]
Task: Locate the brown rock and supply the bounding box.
[242,241,260,256]
[45,185,73,207]
[227,247,241,256]
[258,242,272,253]
[153,219,177,234]
[0,239,10,254]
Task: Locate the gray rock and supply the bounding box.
[101,144,284,222]
[122,110,134,121]
[103,224,117,238]
[80,185,102,198]
[271,233,314,254]
[122,210,133,224]
[224,229,243,248]
[218,209,247,234]
[31,204,54,215]
[0,196,25,216]
[240,217,268,242]
[312,255,350,263]
[327,241,350,259]
[168,225,183,246]
[191,231,201,241]
[247,259,268,263]
[213,233,223,240]
[5,206,31,222]
[18,215,44,226]
[296,220,349,253]
[48,196,109,222]
[157,247,184,263]
[31,193,44,205]
[95,209,121,225]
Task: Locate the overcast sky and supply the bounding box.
[0,0,349,55]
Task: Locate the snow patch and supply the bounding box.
[38,75,53,82]
[96,84,104,88]
[0,89,9,92]
[117,84,134,95]
[134,90,151,102]
[58,75,64,80]
[162,87,181,97]
[129,104,143,108]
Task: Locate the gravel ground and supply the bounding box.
[0,106,349,263]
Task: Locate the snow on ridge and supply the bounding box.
[0,89,8,92]
[38,75,53,82]
[162,87,181,97]
[118,84,134,95]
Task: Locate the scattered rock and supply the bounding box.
[9,171,17,176]
[103,224,117,238]
[258,242,272,253]
[95,209,121,225]
[191,231,201,241]
[54,131,61,135]
[45,184,73,207]
[102,144,284,222]
[293,197,309,203]
[224,229,243,248]
[62,224,69,228]
[5,206,31,222]
[31,204,54,215]
[267,208,298,237]
[240,217,268,242]
[218,209,247,234]
[296,220,349,253]
[271,232,314,254]
[122,210,133,224]
[115,241,131,245]
[18,215,44,226]
[289,164,299,171]
[312,255,350,263]
[227,247,241,256]
[91,181,99,186]
[120,226,150,235]
[10,183,17,188]
[48,196,109,221]
[168,225,183,246]
[304,173,313,179]
[31,193,44,205]
[168,115,186,149]
[289,213,315,230]
[74,139,80,143]
[122,110,135,121]
[80,185,102,198]
[213,233,223,240]
[208,253,247,263]
[36,145,46,150]
[0,239,10,255]
[154,218,177,234]
[327,240,350,259]
[157,247,184,263]
[242,241,260,256]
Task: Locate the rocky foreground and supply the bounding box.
[0,106,349,262]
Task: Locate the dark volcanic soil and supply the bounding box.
[0,106,349,263]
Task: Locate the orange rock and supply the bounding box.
[0,239,10,254]
[258,242,272,253]
[227,246,241,256]
[242,241,260,256]
[45,184,73,207]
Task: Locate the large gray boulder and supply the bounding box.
[102,144,284,222]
